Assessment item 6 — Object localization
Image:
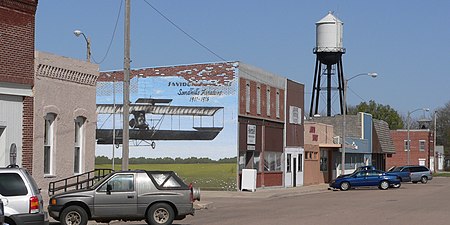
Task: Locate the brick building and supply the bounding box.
[33,51,99,201]
[387,129,434,170]
[0,0,38,170]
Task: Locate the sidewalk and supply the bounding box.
[195,183,330,210]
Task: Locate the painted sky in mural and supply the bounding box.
[96,73,238,160]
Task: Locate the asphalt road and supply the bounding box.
[51,177,450,225]
[181,177,450,225]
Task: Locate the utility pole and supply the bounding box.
[122,0,131,171]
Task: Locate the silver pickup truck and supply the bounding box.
[48,170,200,225]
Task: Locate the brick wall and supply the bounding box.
[0,0,37,85]
[387,130,432,168]
[22,96,34,172]
[239,77,285,122]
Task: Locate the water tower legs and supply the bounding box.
[309,55,345,117]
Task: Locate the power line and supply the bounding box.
[142,0,226,61]
[92,0,123,64]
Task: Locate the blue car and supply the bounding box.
[329,169,401,191]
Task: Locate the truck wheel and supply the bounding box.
[147,203,175,225]
[379,180,389,190]
[420,176,428,184]
[340,182,350,191]
[60,205,88,225]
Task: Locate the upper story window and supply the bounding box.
[276,89,280,118]
[256,85,261,115]
[419,140,426,152]
[74,117,85,174]
[266,87,271,116]
[404,140,410,151]
[245,81,250,113]
[44,113,56,175]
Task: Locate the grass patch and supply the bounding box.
[433,172,450,177]
[96,163,237,191]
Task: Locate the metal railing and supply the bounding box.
[48,169,113,196]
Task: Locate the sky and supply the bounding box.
[35,1,450,157]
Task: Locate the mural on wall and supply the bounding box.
[96,63,239,190]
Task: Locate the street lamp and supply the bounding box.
[406,107,430,165]
[73,29,91,62]
[342,72,378,176]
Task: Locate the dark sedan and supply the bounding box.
[329,169,401,191]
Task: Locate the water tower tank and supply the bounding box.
[315,11,344,52]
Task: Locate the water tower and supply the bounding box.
[309,12,345,117]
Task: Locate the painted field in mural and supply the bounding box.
[97,163,237,191]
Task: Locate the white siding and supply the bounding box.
[0,94,23,167]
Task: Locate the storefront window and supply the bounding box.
[264,151,282,172]
[320,150,328,172]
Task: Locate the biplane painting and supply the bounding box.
[96,62,239,163]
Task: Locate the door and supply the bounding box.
[284,148,304,187]
[94,174,137,217]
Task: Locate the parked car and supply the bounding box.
[389,165,432,184]
[48,170,200,225]
[386,167,412,182]
[337,165,376,179]
[0,165,49,225]
[329,169,401,191]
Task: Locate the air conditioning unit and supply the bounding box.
[333,136,341,144]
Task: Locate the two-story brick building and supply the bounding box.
[0,0,38,170]
[387,129,434,170]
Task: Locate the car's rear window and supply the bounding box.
[0,173,28,196]
[146,171,189,190]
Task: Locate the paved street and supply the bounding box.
[181,177,450,225]
[50,177,450,225]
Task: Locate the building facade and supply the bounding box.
[33,51,99,200]
[304,121,340,184]
[387,129,434,170]
[98,62,304,190]
[0,0,38,170]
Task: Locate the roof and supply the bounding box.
[373,119,396,154]
[316,12,343,24]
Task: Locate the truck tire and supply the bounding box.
[146,203,175,225]
[60,205,88,225]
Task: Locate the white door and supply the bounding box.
[284,148,304,187]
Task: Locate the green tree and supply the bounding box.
[348,100,404,129]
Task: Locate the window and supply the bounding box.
[404,140,410,151]
[320,150,328,172]
[99,174,134,192]
[256,85,261,115]
[74,117,85,174]
[264,151,282,172]
[419,140,426,152]
[276,90,280,118]
[44,113,56,175]
[245,81,250,113]
[0,173,28,196]
[266,87,271,116]
[286,154,291,172]
[298,154,303,172]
